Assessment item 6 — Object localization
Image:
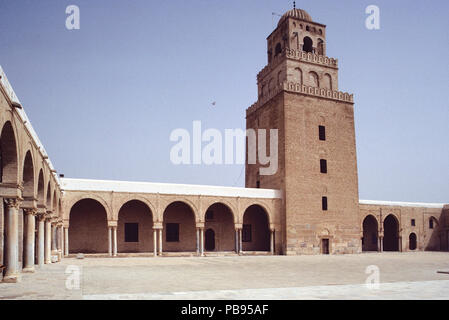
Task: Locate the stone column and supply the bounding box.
[64,227,69,256]
[37,215,45,266]
[379,236,384,252]
[44,219,52,264]
[153,228,157,257]
[112,226,117,257]
[23,208,36,273]
[51,223,57,252]
[158,228,163,256]
[108,226,112,256]
[270,229,275,255]
[58,225,63,260]
[196,228,200,256]
[3,198,21,283]
[235,229,239,253]
[239,228,243,254]
[200,228,204,256]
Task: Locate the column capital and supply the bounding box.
[107,220,118,227]
[153,222,163,229]
[195,222,205,229]
[234,223,243,230]
[4,197,22,209]
[23,208,37,216]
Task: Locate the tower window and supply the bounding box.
[429,218,434,229]
[319,125,326,141]
[411,219,415,226]
[322,197,328,211]
[303,36,313,52]
[320,159,327,173]
[275,43,282,56]
[166,223,180,242]
[124,223,138,242]
[242,224,252,242]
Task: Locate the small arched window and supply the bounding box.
[409,233,417,250]
[303,36,313,53]
[277,70,284,85]
[275,43,282,56]
[317,38,324,55]
[309,71,319,87]
[323,73,332,90]
[294,67,303,85]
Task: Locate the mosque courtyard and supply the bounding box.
[0,252,448,300]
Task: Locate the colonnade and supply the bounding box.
[2,198,67,283]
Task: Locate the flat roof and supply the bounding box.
[61,178,283,199]
[359,199,445,209]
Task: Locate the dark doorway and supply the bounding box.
[362,215,378,251]
[383,215,399,251]
[322,239,329,254]
[409,233,417,250]
[205,229,215,251]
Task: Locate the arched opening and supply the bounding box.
[309,71,319,87]
[46,182,51,211]
[409,233,417,250]
[294,67,303,85]
[204,203,235,252]
[383,215,399,251]
[117,200,153,253]
[0,121,18,183]
[303,36,313,53]
[317,38,324,55]
[205,229,215,251]
[22,151,34,198]
[362,215,378,252]
[37,170,44,206]
[323,73,332,90]
[68,199,108,253]
[275,43,282,56]
[242,205,270,251]
[163,201,196,252]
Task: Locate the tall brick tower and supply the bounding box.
[246,8,361,254]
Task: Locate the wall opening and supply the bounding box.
[362,215,378,251]
[69,199,108,253]
[242,205,270,251]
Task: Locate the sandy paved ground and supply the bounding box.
[0,252,448,299]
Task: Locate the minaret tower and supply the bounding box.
[245,7,361,254]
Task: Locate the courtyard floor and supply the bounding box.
[0,252,448,299]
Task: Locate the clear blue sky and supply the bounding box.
[0,0,448,203]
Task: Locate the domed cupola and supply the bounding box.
[277,8,312,26]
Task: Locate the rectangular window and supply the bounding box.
[322,196,328,211]
[256,180,260,188]
[242,224,252,242]
[319,125,326,141]
[166,223,179,242]
[124,223,138,242]
[320,159,327,173]
[411,219,415,226]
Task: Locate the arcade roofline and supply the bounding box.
[61,178,283,199]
